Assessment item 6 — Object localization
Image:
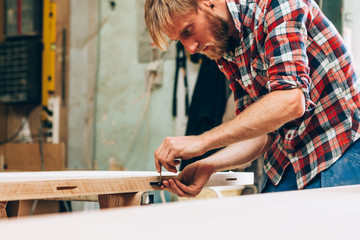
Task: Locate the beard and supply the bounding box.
[201,13,230,60]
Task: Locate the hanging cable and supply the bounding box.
[0,119,25,145]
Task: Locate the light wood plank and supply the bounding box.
[54,0,70,147]
[0,171,253,202]
[98,192,143,208]
[5,200,60,218]
[0,201,7,219]
[48,195,99,202]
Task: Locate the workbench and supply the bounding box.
[0,184,359,239]
[0,171,254,218]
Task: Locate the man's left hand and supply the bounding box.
[161,160,215,198]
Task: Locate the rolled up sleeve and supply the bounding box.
[265,3,316,111]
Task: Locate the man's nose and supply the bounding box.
[181,39,199,55]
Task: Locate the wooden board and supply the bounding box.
[6,200,60,217]
[0,201,6,219]
[54,0,70,150]
[98,192,143,209]
[0,171,253,202]
[0,184,359,239]
[4,143,65,171]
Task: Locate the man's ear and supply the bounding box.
[199,0,214,8]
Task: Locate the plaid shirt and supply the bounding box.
[217,0,360,189]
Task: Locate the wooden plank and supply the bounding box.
[0,144,4,171]
[54,0,70,156]
[98,192,143,208]
[6,200,60,218]
[48,195,99,202]
[0,185,360,239]
[0,171,254,202]
[0,201,7,219]
[4,143,65,171]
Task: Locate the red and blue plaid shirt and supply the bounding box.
[217,0,360,189]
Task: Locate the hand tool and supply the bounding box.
[149,170,163,186]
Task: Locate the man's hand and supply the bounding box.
[161,161,215,198]
[154,135,207,173]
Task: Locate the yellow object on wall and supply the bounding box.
[42,0,56,106]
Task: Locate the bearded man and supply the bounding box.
[144,0,360,197]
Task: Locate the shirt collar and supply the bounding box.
[222,0,243,61]
[226,0,242,33]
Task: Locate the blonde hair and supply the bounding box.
[144,0,198,51]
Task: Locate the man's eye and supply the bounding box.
[183,27,193,37]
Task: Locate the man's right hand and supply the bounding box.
[161,160,215,198]
[154,135,207,173]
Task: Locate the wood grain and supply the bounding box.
[98,192,143,208]
[0,171,253,202]
[54,0,70,150]
[5,200,60,218]
[0,201,7,219]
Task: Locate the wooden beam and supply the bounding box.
[0,171,253,202]
[5,200,60,218]
[54,0,70,157]
[0,201,7,219]
[98,192,143,209]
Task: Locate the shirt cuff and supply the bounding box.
[266,75,316,111]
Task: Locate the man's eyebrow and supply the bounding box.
[180,23,193,37]
[168,19,193,41]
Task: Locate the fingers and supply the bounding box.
[154,141,165,173]
[162,179,192,197]
[163,151,178,173]
[154,140,180,173]
[155,135,203,173]
[162,179,194,198]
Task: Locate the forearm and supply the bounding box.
[202,134,273,173]
[201,88,305,151]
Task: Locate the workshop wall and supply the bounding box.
[68,0,176,171]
